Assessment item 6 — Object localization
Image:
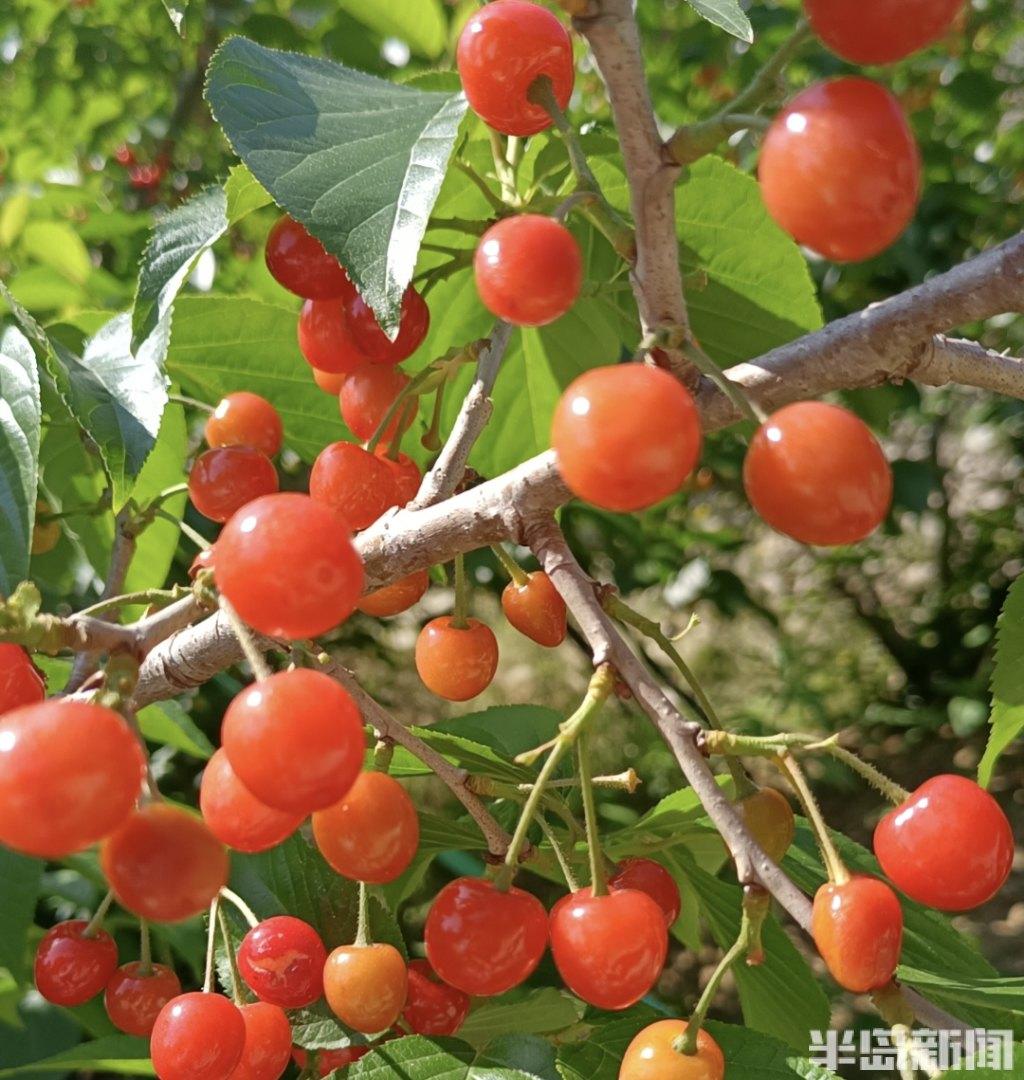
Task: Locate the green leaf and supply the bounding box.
[0,327,41,595]
[165,296,341,463]
[684,0,754,42]
[290,1000,368,1052]
[435,706,564,761]
[131,186,228,352]
[556,1004,664,1080]
[703,1021,842,1079]
[224,165,272,225]
[0,1035,153,1078]
[0,850,43,983]
[339,0,447,59]
[390,725,530,785]
[205,36,467,331]
[136,700,214,759]
[477,1034,560,1079]
[21,222,92,286]
[349,1034,551,1079]
[897,966,1024,1016]
[417,811,487,854]
[979,571,1024,785]
[457,989,585,1048]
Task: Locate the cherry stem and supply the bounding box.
[774,752,849,886]
[373,738,394,774]
[491,544,529,588]
[489,130,518,204]
[365,365,437,455]
[605,594,754,797]
[82,891,115,939]
[217,905,245,1006]
[537,815,580,893]
[673,334,765,425]
[78,585,188,619]
[219,596,273,682]
[153,507,211,551]
[138,919,152,976]
[354,881,372,949]
[202,896,220,993]
[451,554,470,630]
[421,383,447,452]
[496,664,616,890]
[219,887,260,929]
[168,392,215,414]
[577,734,608,897]
[454,159,507,215]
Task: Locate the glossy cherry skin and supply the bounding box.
[738,787,796,864]
[100,804,229,923]
[457,0,575,138]
[312,367,348,395]
[874,774,1014,912]
[298,298,368,375]
[552,365,702,512]
[374,449,421,505]
[0,645,45,713]
[357,570,430,618]
[805,0,963,64]
[619,1020,726,1080]
[0,700,145,858]
[151,992,247,1080]
[213,493,364,640]
[340,365,414,443]
[189,447,279,524]
[312,771,420,884]
[549,887,668,1010]
[190,546,216,580]
[608,859,681,927]
[759,78,920,262]
[475,216,582,327]
[811,875,903,993]
[228,1003,292,1080]
[238,916,327,1009]
[205,393,283,458]
[199,749,304,854]
[222,668,365,815]
[501,571,567,648]
[291,1046,369,1076]
[265,216,352,300]
[425,877,548,997]
[402,959,470,1037]
[415,617,499,701]
[310,442,398,531]
[34,921,118,1007]
[345,287,430,366]
[104,961,181,1036]
[743,401,893,546]
[323,944,407,1034]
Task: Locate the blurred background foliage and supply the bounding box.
[1,0,1023,1070]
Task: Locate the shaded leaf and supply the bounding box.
[224,165,272,225]
[339,0,448,59]
[979,571,1024,785]
[897,967,1024,1016]
[458,989,585,1049]
[0,850,43,983]
[0,1035,153,1077]
[684,0,753,42]
[136,700,214,759]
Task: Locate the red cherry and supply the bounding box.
[205,393,283,458]
[228,1003,292,1080]
[620,1019,726,1080]
[456,0,575,138]
[115,144,136,167]
[345,287,429,367]
[501,571,566,648]
[0,644,45,713]
[552,365,702,512]
[759,78,921,262]
[549,887,667,1010]
[298,298,368,375]
[291,1046,369,1077]
[323,944,407,1034]
[213,493,364,639]
[310,442,398,532]
[100,804,229,923]
[874,774,1014,912]
[222,669,365,815]
[743,401,892,546]
[104,961,181,1036]
[34,921,118,1007]
[811,875,903,993]
[312,771,419,884]
[608,859,681,927]
[357,570,430,618]
[425,877,548,996]
[374,449,421,506]
[0,700,145,858]
[264,216,352,300]
[805,0,963,64]
[238,916,327,1009]
[200,748,303,853]
[188,447,279,524]
[340,366,414,443]
[737,787,795,864]
[151,992,246,1080]
[312,367,348,395]
[415,617,499,701]
[129,163,165,190]
[475,216,582,327]
[402,959,470,1037]
[189,546,216,580]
